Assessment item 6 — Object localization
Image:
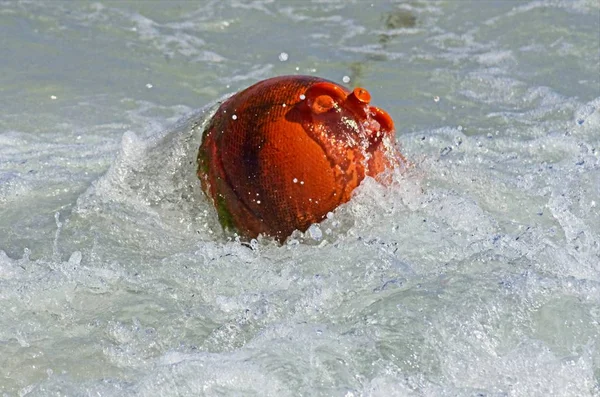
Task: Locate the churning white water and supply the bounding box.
[1,1,599,396]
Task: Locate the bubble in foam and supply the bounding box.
[307,224,323,241]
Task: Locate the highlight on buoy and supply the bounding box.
[197,75,404,242]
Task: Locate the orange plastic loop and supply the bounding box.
[304,82,348,104]
[310,95,335,114]
[352,87,371,104]
[370,106,395,133]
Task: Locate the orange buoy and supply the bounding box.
[197,75,403,241]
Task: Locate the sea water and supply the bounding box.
[1,1,599,396]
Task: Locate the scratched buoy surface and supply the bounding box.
[0,1,599,396]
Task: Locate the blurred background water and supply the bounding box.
[1,1,599,396]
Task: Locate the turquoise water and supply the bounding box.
[1,1,599,396]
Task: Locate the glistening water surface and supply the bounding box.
[1,1,599,396]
